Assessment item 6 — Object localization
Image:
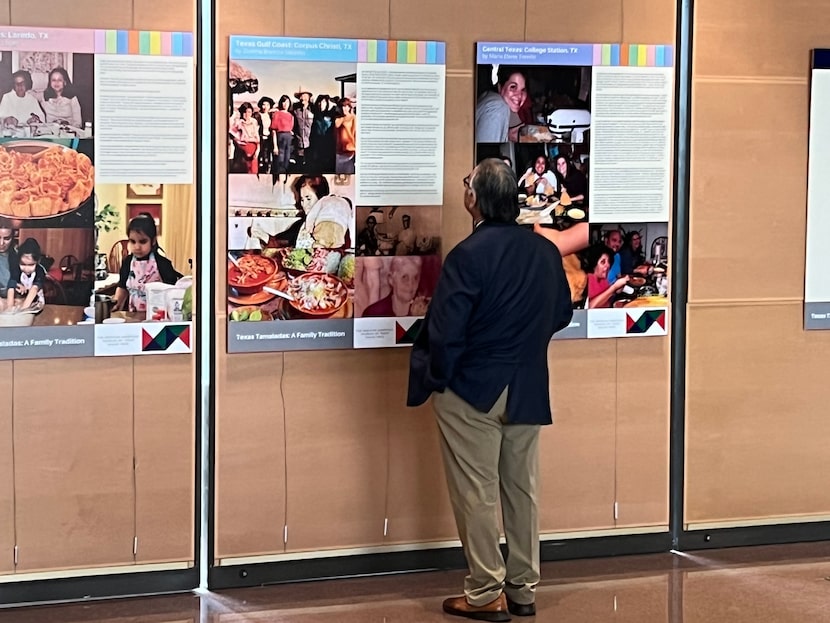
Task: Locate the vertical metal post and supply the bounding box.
[196,0,216,591]
[670,0,694,547]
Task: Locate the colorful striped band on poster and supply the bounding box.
[476,42,673,67]
[358,40,445,64]
[95,30,194,56]
[230,36,446,64]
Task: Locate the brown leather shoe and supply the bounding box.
[442,594,511,622]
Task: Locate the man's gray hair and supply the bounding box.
[472,159,520,223]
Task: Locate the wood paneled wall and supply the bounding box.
[686,1,830,525]
[214,0,674,561]
[0,0,195,575]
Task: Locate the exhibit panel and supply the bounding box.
[0,0,197,586]
[685,0,830,527]
[213,0,676,567]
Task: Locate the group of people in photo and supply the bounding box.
[229,88,357,178]
[0,67,83,129]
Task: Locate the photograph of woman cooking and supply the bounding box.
[0,219,97,327]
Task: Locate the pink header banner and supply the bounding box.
[0,26,94,52]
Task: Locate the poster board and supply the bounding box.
[226,36,446,353]
[0,26,195,359]
[805,49,830,330]
[474,42,673,339]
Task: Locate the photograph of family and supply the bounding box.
[576,223,668,310]
[228,59,357,177]
[0,50,94,139]
[355,206,441,257]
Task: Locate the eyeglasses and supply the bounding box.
[462,175,471,189]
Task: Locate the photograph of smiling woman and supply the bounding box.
[475,65,528,143]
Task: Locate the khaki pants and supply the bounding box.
[433,387,540,607]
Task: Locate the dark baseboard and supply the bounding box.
[678,521,830,550]
[209,531,672,590]
[0,567,198,607]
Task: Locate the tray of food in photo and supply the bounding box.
[228,252,279,295]
[521,193,550,209]
[285,272,350,318]
[229,305,274,322]
[279,247,343,275]
[624,295,668,308]
[0,141,94,220]
[228,270,289,305]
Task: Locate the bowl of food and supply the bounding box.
[628,276,647,288]
[279,247,341,276]
[228,253,278,295]
[0,310,36,327]
[0,141,94,219]
[229,306,273,322]
[286,272,349,318]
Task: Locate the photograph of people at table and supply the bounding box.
[95,183,195,324]
[227,59,357,176]
[354,255,441,319]
[355,206,441,257]
[0,50,94,138]
[580,223,668,309]
[0,219,95,327]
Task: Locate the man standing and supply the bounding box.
[408,159,572,621]
[395,214,417,255]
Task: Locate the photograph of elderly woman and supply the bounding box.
[354,254,441,319]
[228,59,357,177]
[0,50,93,139]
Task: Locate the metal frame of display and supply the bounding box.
[668,0,830,553]
[0,1,210,606]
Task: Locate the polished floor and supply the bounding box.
[2,542,830,622]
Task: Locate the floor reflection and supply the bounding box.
[2,542,830,622]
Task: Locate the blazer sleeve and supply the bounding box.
[411,245,481,398]
[550,246,574,333]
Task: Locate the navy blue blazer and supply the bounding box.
[407,221,573,425]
